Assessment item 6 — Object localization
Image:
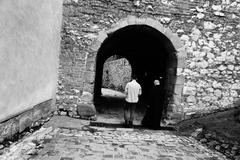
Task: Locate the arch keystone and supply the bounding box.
[127,15,137,25]
[135,18,147,25]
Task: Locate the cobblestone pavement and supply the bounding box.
[0,124,228,160]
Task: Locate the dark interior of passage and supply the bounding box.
[94,25,177,123]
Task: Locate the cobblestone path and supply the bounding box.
[0,124,228,160]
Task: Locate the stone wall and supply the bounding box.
[102,58,131,92]
[179,1,240,115]
[59,0,240,119]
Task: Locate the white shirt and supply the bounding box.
[125,80,142,103]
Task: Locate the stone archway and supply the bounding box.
[82,16,186,122]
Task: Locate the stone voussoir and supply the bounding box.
[170,34,184,50]
[90,40,102,52]
[97,30,108,43]
[84,71,95,83]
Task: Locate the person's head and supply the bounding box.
[154,79,160,86]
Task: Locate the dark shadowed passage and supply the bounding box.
[94,25,177,125]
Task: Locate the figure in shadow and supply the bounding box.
[142,78,164,129]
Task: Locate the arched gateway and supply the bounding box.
[82,16,186,123]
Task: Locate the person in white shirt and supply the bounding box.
[124,75,142,127]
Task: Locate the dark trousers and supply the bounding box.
[142,105,163,129]
[124,102,137,124]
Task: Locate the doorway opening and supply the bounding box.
[94,24,177,125]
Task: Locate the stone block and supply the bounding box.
[108,18,127,34]
[81,91,93,102]
[183,86,196,95]
[163,28,173,40]
[176,50,187,59]
[186,95,197,104]
[86,60,95,71]
[145,17,156,26]
[170,34,183,50]
[97,30,108,43]
[154,23,165,33]
[84,71,95,83]
[167,32,176,41]
[83,83,94,93]
[172,94,182,106]
[17,110,33,133]
[0,118,19,141]
[170,112,184,121]
[177,57,186,68]
[127,15,137,25]
[77,103,96,117]
[116,18,128,29]
[135,18,146,25]
[214,89,222,97]
[233,98,240,107]
[33,99,52,119]
[106,26,119,35]
[174,84,184,96]
[90,40,101,52]
[176,76,185,85]
[176,68,183,76]
[177,47,187,57]
[86,52,97,62]
[32,107,43,121]
[75,50,87,60]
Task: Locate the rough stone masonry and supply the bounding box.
[102,58,131,92]
[57,0,240,122]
